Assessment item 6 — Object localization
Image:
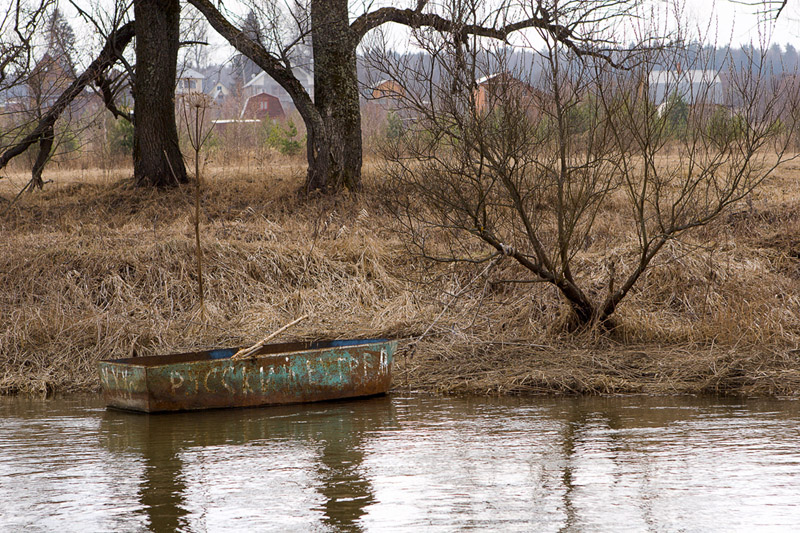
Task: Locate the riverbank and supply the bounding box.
[399,341,800,396]
[2,163,799,395]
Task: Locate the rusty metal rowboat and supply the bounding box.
[98,339,396,413]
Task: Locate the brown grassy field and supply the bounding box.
[1,157,799,396]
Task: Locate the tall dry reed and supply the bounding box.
[1,159,799,395]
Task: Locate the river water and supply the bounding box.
[1,393,799,532]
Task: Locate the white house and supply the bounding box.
[209,81,231,102]
[176,68,205,95]
[648,69,725,106]
[242,66,314,111]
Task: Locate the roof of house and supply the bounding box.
[240,92,285,119]
[371,79,404,96]
[210,83,230,95]
[180,68,206,80]
[649,69,720,85]
[474,72,538,89]
[648,69,725,104]
[212,119,261,125]
[243,67,313,88]
[475,73,504,85]
[243,71,268,88]
[201,65,235,95]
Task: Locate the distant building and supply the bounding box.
[371,79,405,100]
[648,69,725,107]
[26,52,75,108]
[209,81,230,103]
[0,84,30,112]
[0,52,103,117]
[474,72,542,116]
[242,67,313,111]
[241,92,285,120]
[177,68,205,94]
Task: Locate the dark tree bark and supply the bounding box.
[190,0,363,192]
[306,0,362,191]
[188,0,326,192]
[132,0,186,186]
[31,126,54,189]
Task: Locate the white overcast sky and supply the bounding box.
[63,0,800,68]
[686,0,799,45]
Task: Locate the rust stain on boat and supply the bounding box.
[98,339,395,413]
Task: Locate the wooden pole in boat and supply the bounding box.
[231,314,309,359]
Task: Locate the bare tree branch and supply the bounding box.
[0,0,55,89]
[0,21,135,173]
[96,70,132,122]
[350,2,631,67]
[378,10,799,328]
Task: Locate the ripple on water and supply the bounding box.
[0,395,798,532]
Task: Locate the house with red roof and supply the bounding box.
[240,92,285,121]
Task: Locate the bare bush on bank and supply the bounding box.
[370,1,800,330]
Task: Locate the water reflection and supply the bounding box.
[314,413,377,532]
[548,398,800,532]
[99,397,395,531]
[1,394,799,531]
[102,412,190,531]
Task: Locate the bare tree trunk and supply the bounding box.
[306,0,362,192]
[31,126,54,189]
[132,0,186,186]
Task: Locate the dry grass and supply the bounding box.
[1,158,800,396]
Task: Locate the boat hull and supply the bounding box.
[98,339,395,413]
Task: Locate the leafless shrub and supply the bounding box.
[180,92,215,319]
[373,0,800,330]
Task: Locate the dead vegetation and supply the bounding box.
[1,159,799,396]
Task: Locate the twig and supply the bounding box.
[181,93,215,320]
[0,176,51,217]
[163,149,181,186]
[407,255,501,358]
[231,314,310,359]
